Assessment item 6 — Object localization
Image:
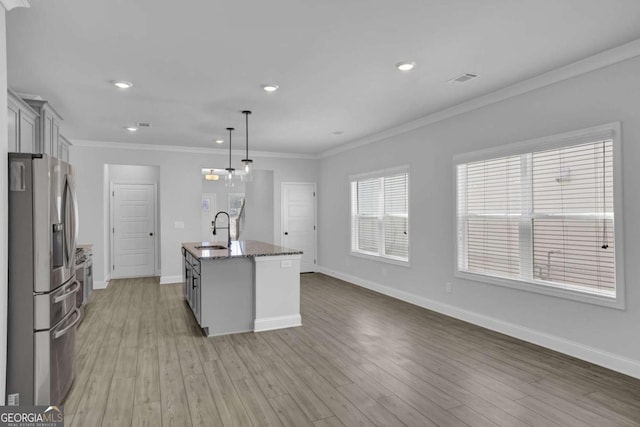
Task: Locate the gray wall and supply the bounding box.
[318,56,640,376]
[243,170,275,243]
[0,7,8,405]
[70,146,319,284]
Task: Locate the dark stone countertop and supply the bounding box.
[182,240,303,260]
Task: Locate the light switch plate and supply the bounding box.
[174,221,185,229]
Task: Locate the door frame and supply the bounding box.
[281,182,317,273]
[109,181,159,278]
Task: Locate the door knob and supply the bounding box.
[149,232,154,236]
[284,232,288,235]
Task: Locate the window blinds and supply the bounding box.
[457,136,615,296]
[351,170,409,262]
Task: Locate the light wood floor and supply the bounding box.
[64,273,640,427]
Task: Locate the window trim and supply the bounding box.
[453,123,625,309]
[349,165,411,267]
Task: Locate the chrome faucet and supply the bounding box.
[212,211,232,249]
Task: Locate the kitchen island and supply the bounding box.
[181,240,303,336]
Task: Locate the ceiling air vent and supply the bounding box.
[448,73,479,84]
[136,122,152,128]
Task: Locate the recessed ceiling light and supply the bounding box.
[261,84,279,92]
[113,80,133,89]
[215,139,224,144]
[395,61,416,72]
[125,126,138,132]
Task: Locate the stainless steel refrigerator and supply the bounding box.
[7,153,81,406]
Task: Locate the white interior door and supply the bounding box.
[112,183,156,278]
[282,183,317,273]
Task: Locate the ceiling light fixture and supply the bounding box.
[125,126,138,132]
[113,81,133,89]
[261,84,279,92]
[205,169,220,181]
[225,127,235,187]
[395,61,416,72]
[215,139,224,144]
[241,110,254,182]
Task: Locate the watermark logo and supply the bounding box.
[0,406,64,427]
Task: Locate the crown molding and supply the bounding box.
[70,139,319,160]
[320,38,640,159]
[0,0,30,11]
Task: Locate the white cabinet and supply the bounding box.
[58,135,71,163]
[8,90,70,163]
[23,98,63,158]
[7,90,38,153]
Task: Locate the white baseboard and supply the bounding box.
[93,278,110,289]
[317,266,640,380]
[160,275,182,285]
[254,315,302,333]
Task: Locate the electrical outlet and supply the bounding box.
[281,260,292,268]
[445,282,452,293]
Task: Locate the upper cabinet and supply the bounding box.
[58,135,71,163]
[8,90,70,162]
[8,90,38,153]
[23,97,63,157]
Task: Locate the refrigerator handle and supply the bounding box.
[53,308,82,340]
[53,280,81,303]
[65,174,80,267]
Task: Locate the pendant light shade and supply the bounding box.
[241,110,254,182]
[225,127,235,188]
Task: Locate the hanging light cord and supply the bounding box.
[226,127,235,172]
[601,140,609,249]
[245,112,249,158]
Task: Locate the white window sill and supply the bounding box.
[351,251,410,268]
[455,270,624,310]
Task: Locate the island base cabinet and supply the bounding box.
[200,258,254,336]
[254,255,302,332]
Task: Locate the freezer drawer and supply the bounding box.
[34,307,81,405]
[34,277,80,330]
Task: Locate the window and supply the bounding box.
[455,124,624,308]
[350,167,409,264]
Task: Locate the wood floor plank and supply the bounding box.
[159,358,192,427]
[62,275,640,427]
[135,347,161,405]
[377,394,438,427]
[233,377,284,427]
[132,401,162,427]
[336,382,405,427]
[202,359,253,427]
[271,360,334,422]
[183,374,223,427]
[269,394,314,427]
[176,335,204,377]
[313,417,346,427]
[101,377,135,427]
[69,374,111,427]
[295,366,375,427]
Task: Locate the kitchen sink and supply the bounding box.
[196,244,227,250]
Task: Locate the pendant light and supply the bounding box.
[225,127,235,187]
[241,110,254,182]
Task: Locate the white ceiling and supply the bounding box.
[7,0,640,155]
